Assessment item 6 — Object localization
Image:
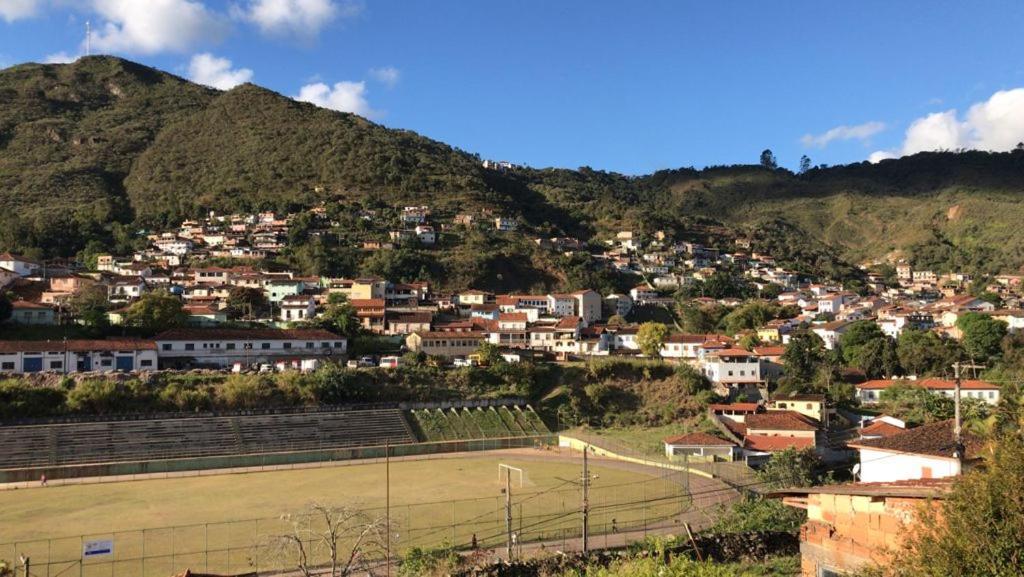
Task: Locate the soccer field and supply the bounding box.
[0,451,696,577]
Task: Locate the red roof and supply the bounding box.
[349,299,386,308]
[743,435,815,452]
[849,419,983,459]
[498,312,528,322]
[752,346,786,357]
[746,411,820,432]
[857,378,998,391]
[860,420,904,438]
[0,339,156,353]
[155,328,341,341]
[555,316,581,329]
[707,348,756,358]
[664,432,736,447]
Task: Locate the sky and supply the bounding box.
[1,0,1024,174]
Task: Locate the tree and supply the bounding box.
[956,312,1008,362]
[124,291,187,333]
[889,436,1024,577]
[839,321,899,378]
[315,293,360,338]
[0,293,11,323]
[711,496,805,534]
[265,503,390,577]
[799,155,812,174]
[757,448,822,489]
[897,329,960,377]
[67,285,110,332]
[759,149,778,170]
[474,342,503,366]
[226,286,269,320]
[636,322,669,357]
[781,332,827,386]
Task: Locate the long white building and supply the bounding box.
[0,339,158,374]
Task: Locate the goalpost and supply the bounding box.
[498,463,525,488]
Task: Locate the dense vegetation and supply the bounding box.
[4,57,1024,287]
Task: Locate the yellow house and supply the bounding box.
[768,394,831,427]
[757,325,781,343]
[406,331,485,358]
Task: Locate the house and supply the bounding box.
[742,411,819,458]
[265,279,305,303]
[154,328,346,369]
[700,348,763,396]
[546,294,575,317]
[385,311,433,335]
[405,331,485,358]
[629,284,658,304]
[184,304,229,327]
[768,394,831,428]
[855,378,1001,405]
[663,432,739,462]
[0,267,19,290]
[8,301,56,325]
[494,217,518,232]
[811,321,851,350]
[775,479,952,577]
[604,293,633,318]
[108,277,148,301]
[350,299,387,333]
[279,295,317,323]
[497,312,528,331]
[847,420,982,483]
[572,290,603,325]
[414,225,436,244]
[708,402,761,422]
[457,290,492,306]
[0,339,158,374]
[0,252,39,277]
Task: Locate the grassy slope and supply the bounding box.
[4,57,1024,273]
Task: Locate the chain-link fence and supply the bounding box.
[1,462,733,577]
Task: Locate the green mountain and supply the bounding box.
[2,56,1024,283]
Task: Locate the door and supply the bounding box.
[115,356,134,371]
[77,356,92,372]
[23,357,43,373]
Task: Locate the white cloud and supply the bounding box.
[89,0,227,55]
[296,80,379,118]
[0,0,42,22]
[801,121,886,149]
[44,51,77,64]
[900,110,965,155]
[868,150,896,164]
[869,88,1024,162]
[188,52,253,90]
[239,0,358,39]
[369,66,400,88]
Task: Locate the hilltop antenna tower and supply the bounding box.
[86,21,92,56]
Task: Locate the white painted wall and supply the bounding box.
[858,448,961,483]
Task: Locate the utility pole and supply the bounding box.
[385,441,391,577]
[505,472,513,560]
[581,447,590,554]
[951,361,985,463]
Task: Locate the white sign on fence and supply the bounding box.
[82,540,113,558]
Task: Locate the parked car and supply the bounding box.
[357,356,376,367]
[452,356,477,367]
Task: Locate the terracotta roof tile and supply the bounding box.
[746,411,820,431]
[849,419,983,459]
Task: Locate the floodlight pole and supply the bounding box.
[582,447,590,554]
[505,472,513,560]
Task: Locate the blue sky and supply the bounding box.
[2,0,1024,174]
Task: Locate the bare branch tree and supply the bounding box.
[264,503,392,577]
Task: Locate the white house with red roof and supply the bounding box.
[0,339,158,374]
[0,252,39,277]
[855,378,1000,405]
[848,420,982,483]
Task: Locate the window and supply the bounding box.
[162,343,172,351]
[322,342,331,348]
[283,342,292,349]
[140,359,153,367]
[101,359,112,367]
[226,343,236,350]
[185,343,195,351]
[1,362,14,370]
[806,403,813,409]
[261,343,270,350]
[921,466,933,479]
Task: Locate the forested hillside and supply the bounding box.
[3,56,1024,278]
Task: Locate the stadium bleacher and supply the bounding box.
[0,408,416,469]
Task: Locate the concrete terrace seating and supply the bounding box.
[0,409,416,469]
